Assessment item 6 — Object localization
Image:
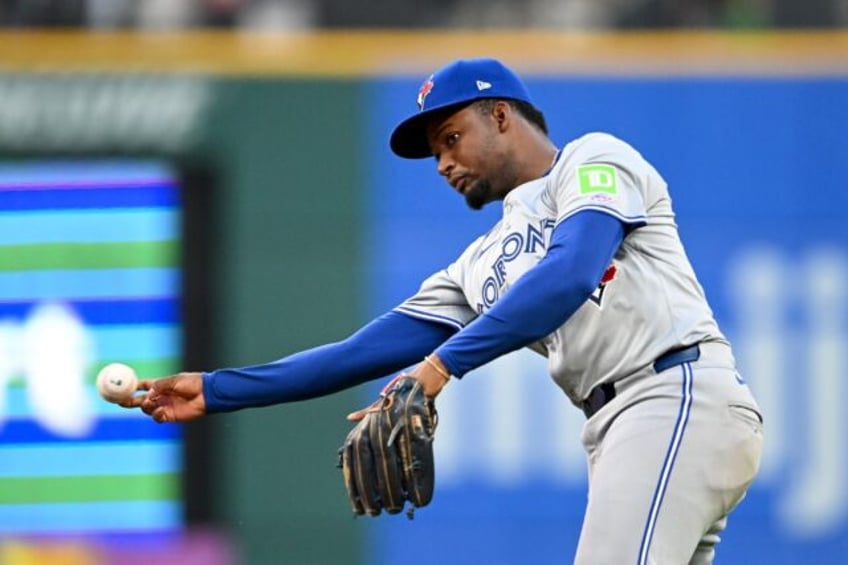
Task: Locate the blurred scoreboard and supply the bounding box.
[0,160,184,539]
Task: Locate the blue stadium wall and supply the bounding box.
[365,75,848,564]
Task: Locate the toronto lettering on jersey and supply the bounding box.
[477,219,555,312]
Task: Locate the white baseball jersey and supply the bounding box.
[395,132,728,405]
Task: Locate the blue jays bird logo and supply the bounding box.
[589,264,617,307]
[417,75,434,110]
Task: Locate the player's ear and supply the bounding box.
[492,100,512,133]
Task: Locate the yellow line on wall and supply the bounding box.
[2,30,848,76]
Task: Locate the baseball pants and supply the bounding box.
[574,342,764,565]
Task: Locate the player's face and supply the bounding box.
[426,104,519,210]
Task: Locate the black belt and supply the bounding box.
[581,344,701,419]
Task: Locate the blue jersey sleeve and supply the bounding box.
[435,210,626,377]
[203,311,457,412]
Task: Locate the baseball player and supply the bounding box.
[126,58,764,564]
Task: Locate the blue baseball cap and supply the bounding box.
[390,58,535,159]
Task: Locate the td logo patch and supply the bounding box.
[578,164,618,195]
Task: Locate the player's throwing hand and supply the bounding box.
[120,372,206,423]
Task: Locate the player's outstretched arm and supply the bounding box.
[200,311,456,413]
[120,373,206,423]
[121,311,457,421]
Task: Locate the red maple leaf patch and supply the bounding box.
[417,76,434,109]
[600,265,617,285]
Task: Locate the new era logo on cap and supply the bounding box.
[476,80,492,91]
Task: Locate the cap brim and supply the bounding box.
[389,112,433,159]
[390,101,471,159]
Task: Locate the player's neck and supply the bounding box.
[515,130,559,184]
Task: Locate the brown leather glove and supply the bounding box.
[338,375,438,519]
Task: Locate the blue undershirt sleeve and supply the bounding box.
[203,311,457,413]
[435,210,627,377]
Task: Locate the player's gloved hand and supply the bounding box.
[339,373,439,518]
[119,372,206,423]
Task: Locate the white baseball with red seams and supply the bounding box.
[96,362,138,403]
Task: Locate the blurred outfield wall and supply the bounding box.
[0,31,846,565]
[368,72,848,565]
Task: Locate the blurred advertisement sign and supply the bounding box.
[0,76,210,153]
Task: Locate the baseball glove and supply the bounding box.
[338,375,438,519]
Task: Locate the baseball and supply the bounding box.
[96,363,138,403]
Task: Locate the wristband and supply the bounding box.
[424,355,451,383]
